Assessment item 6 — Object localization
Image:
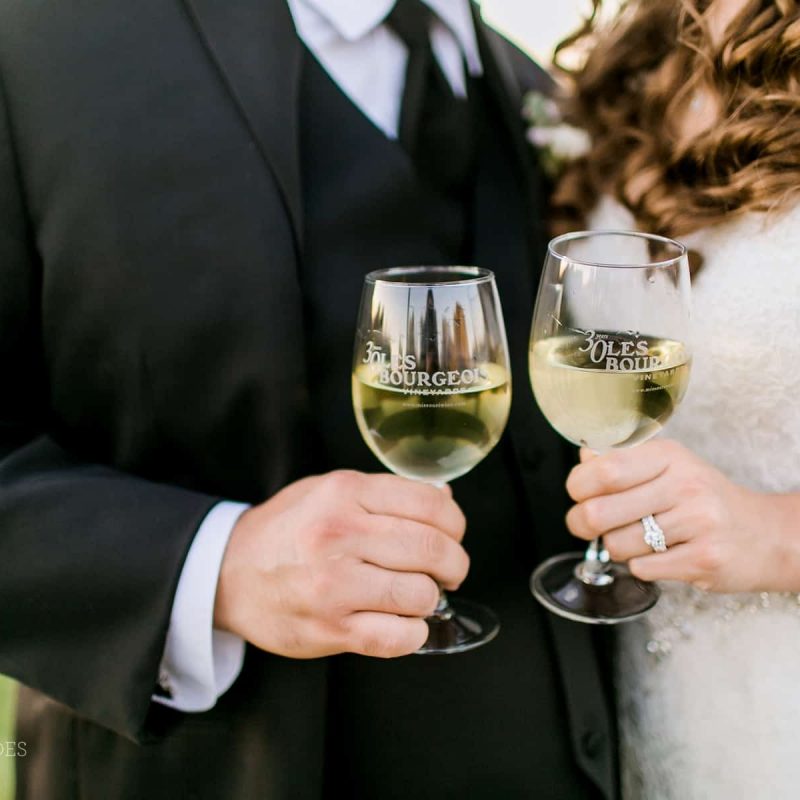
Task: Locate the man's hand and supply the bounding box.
[213,471,468,659]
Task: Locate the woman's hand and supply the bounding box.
[565,440,800,593]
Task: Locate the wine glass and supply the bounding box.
[352,266,511,653]
[528,231,691,624]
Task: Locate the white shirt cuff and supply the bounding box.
[154,501,250,712]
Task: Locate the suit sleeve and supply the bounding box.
[155,501,248,712]
[0,70,222,742]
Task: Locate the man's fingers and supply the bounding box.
[344,611,429,658]
[354,516,469,589]
[567,439,675,502]
[354,473,466,542]
[299,560,440,619]
[346,562,440,617]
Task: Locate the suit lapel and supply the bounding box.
[471,8,550,269]
[471,11,554,486]
[472,17,618,799]
[471,10,531,180]
[477,22,523,109]
[180,0,304,244]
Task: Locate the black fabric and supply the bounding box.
[472,25,618,794]
[298,50,475,434]
[0,0,617,797]
[383,0,477,263]
[385,0,476,208]
[299,51,602,799]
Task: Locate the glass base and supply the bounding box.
[530,552,660,625]
[416,598,500,654]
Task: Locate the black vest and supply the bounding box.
[297,50,608,799]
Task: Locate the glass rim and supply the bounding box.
[548,230,687,269]
[364,265,495,287]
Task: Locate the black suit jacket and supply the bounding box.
[0,1,615,797]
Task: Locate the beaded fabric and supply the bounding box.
[589,196,800,800]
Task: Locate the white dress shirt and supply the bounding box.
[156,0,482,712]
[288,0,482,138]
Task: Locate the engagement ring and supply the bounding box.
[642,514,667,553]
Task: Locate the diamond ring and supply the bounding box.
[642,514,667,553]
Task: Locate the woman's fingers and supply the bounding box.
[628,542,709,586]
[601,507,688,561]
[566,473,676,540]
[562,442,779,594]
[567,440,678,502]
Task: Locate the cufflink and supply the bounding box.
[154,667,174,700]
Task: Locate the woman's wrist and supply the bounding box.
[757,492,800,593]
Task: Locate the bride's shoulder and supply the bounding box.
[685,200,800,260]
[587,194,800,251]
[586,195,637,231]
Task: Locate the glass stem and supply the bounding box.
[430,589,455,621]
[423,480,456,620]
[575,536,614,587]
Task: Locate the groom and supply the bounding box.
[0,0,616,797]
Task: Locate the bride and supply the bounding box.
[548,0,800,797]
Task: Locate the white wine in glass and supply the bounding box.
[352,361,510,483]
[529,231,692,624]
[353,266,511,653]
[530,334,690,451]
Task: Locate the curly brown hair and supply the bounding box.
[551,0,800,243]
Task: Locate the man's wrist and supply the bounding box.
[155,501,250,712]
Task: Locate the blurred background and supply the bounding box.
[0,3,599,799]
[483,0,607,64]
[0,678,14,799]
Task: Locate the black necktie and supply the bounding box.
[384,0,475,197]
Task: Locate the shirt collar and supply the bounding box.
[424,0,482,76]
[298,0,482,74]
[299,0,395,42]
